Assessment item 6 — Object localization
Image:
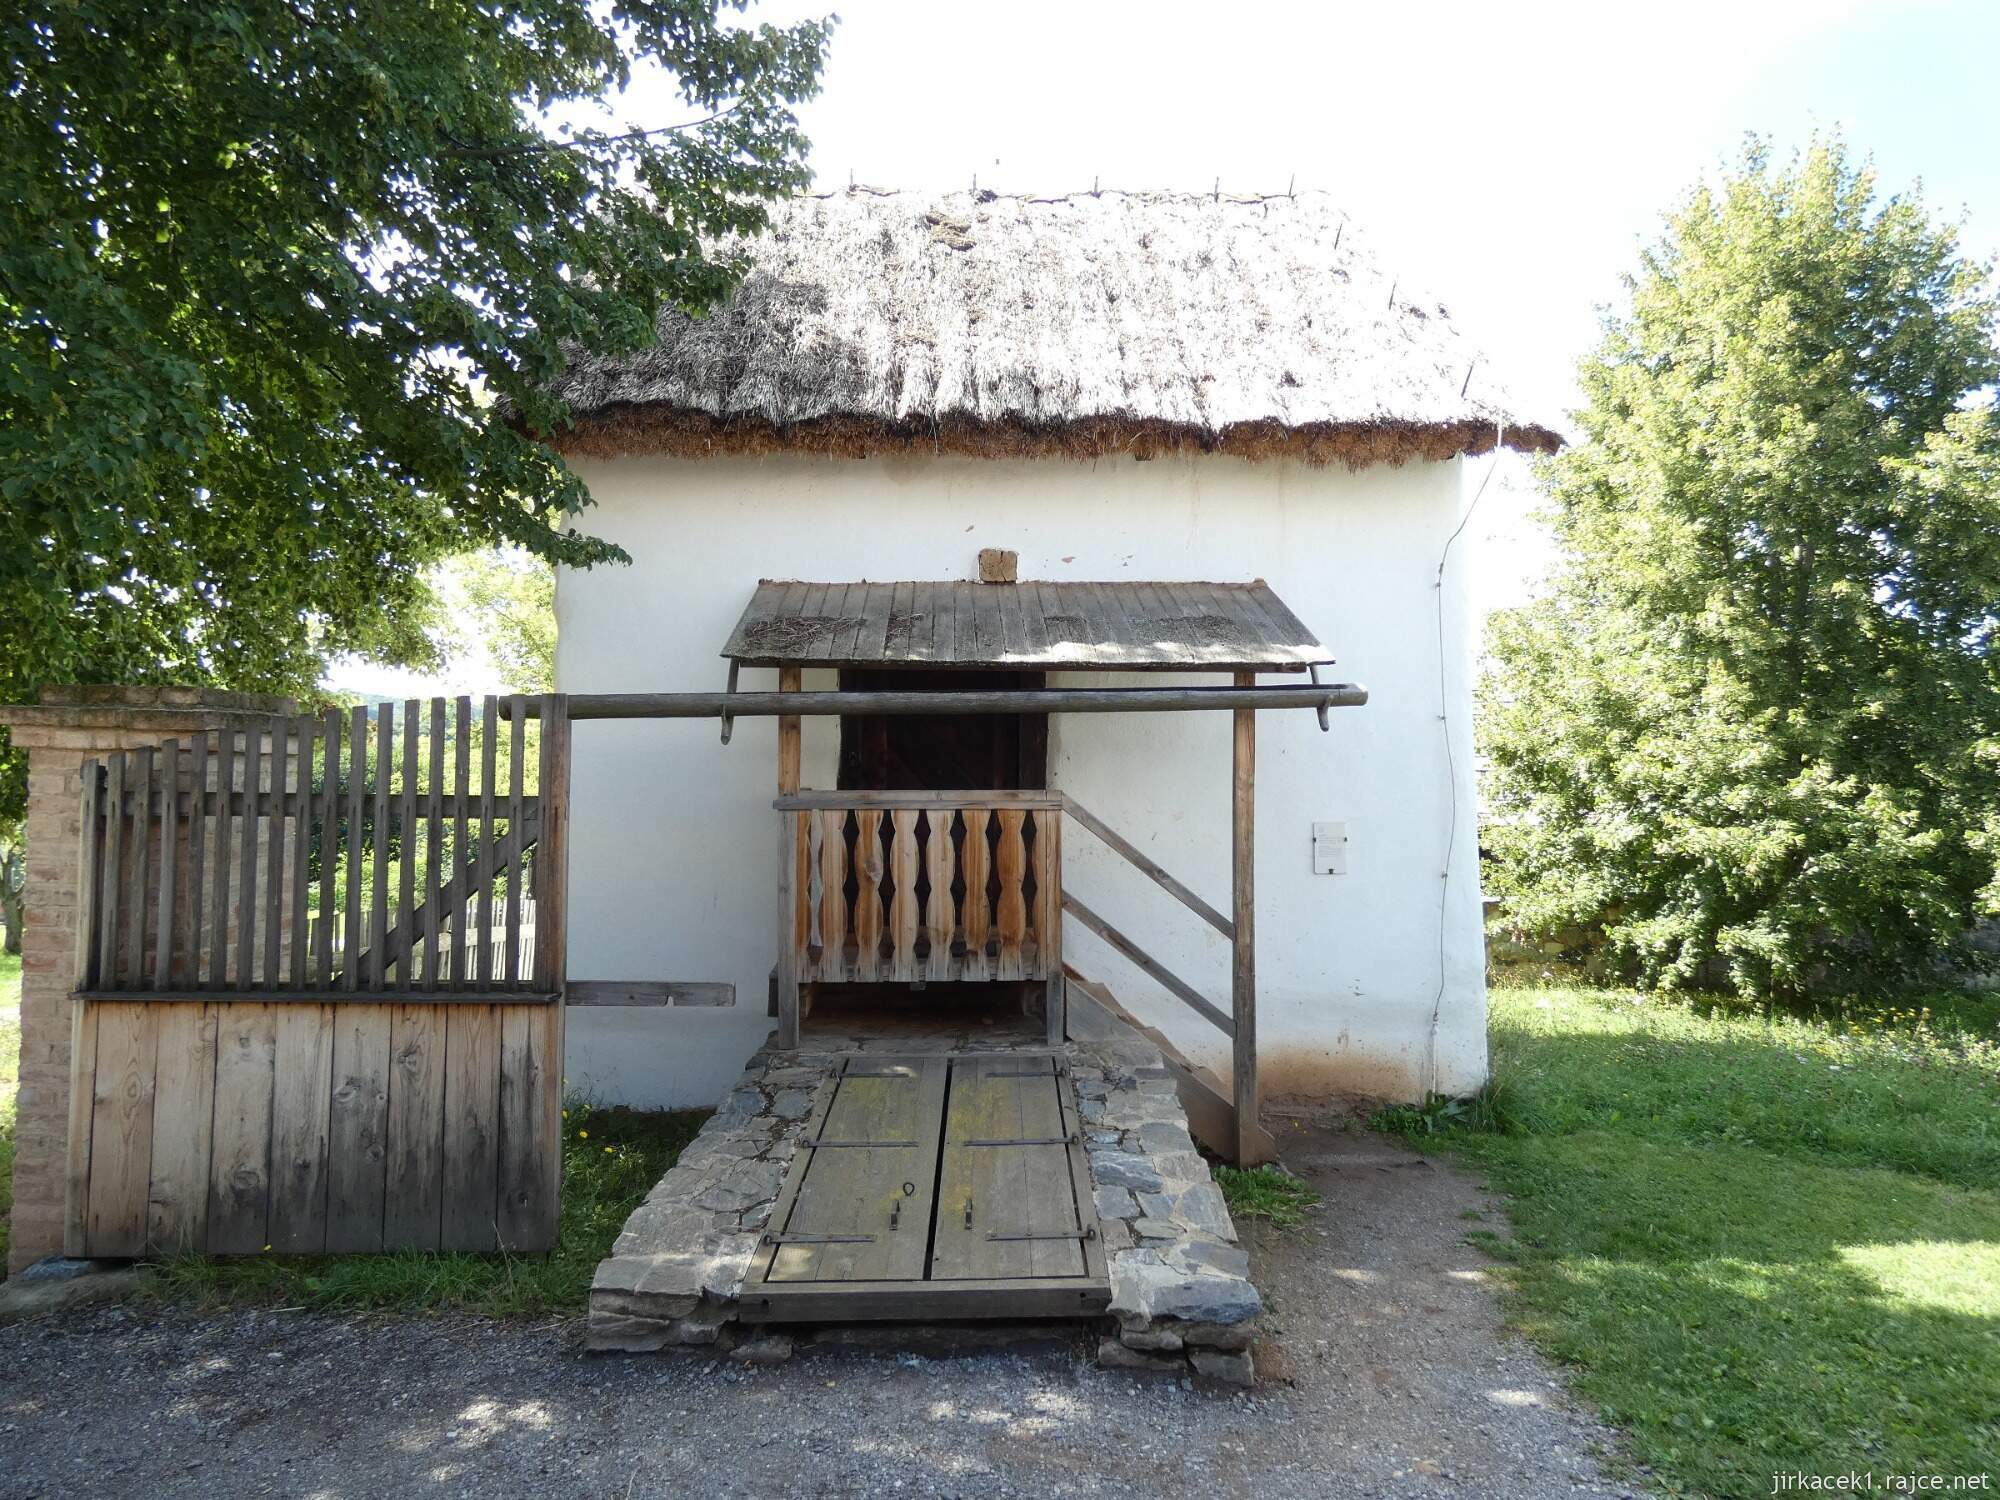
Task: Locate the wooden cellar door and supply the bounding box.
[742,1054,1110,1322]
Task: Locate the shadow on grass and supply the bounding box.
[1462,1130,2000,1496]
[1411,988,2000,1495]
[146,1104,710,1316]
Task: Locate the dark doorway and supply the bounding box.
[837,670,1048,791]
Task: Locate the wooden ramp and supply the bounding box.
[1064,969,1278,1166]
[739,1053,1110,1322]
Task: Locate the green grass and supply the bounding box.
[1384,982,2000,1498]
[148,1102,707,1314]
[1215,1163,1321,1229]
[0,949,20,1270]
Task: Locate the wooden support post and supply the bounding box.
[1042,812,1065,1044]
[776,667,802,1049]
[1231,670,1260,1164]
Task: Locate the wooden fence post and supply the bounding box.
[1232,671,1258,1164]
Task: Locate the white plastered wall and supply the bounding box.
[554,449,1487,1109]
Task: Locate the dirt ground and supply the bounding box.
[0,1123,1637,1499]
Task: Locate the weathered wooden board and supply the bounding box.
[325,1003,392,1253]
[747,1053,1106,1320]
[722,579,1330,672]
[67,995,562,1258]
[764,1058,946,1284]
[930,1054,1084,1281]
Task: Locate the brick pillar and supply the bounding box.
[0,686,295,1273]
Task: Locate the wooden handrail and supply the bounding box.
[1060,892,1235,1039]
[1060,796,1233,939]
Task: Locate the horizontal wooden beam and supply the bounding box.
[565,980,735,1007]
[773,790,1063,811]
[104,790,540,820]
[72,989,559,1006]
[1060,893,1236,1039]
[501,683,1369,721]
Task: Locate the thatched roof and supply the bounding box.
[549,188,1560,467]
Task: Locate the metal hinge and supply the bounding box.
[803,1137,918,1150]
[762,1232,877,1246]
[985,1225,1097,1243]
[962,1134,1078,1147]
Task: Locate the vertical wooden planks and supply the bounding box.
[995,809,1028,980]
[496,1004,559,1250]
[184,736,208,988]
[62,998,99,1254]
[818,811,850,978]
[84,1002,158,1255]
[325,1005,391,1252]
[128,748,153,988]
[343,707,366,992]
[533,694,568,991]
[289,720,313,988]
[383,1004,446,1247]
[441,1004,502,1249]
[1232,670,1259,1165]
[776,810,801,1049]
[887,810,920,981]
[147,1002,218,1253]
[98,751,124,990]
[504,696,526,988]
[852,809,884,982]
[924,810,956,981]
[154,744,178,989]
[264,721,288,987]
[74,762,102,993]
[269,1004,335,1251]
[961,808,992,979]
[316,710,340,987]
[424,699,445,991]
[235,725,262,989]
[371,703,393,989]
[399,700,419,988]
[477,696,497,987]
[1041,812,1064,1041]
[206,730,234,990]
[207,1003,277,1254]
[451,697,471,987]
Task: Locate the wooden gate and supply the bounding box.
[65,695,570,1257]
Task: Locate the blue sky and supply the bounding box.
[330,0,1999,695]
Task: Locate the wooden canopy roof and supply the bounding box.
[721,580,1331,673]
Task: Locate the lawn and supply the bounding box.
[0,949,19,1269]
[1389,981,2000,1499]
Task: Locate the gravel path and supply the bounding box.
[0,1125,1637,1499]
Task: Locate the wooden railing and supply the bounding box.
[776,791,1061,986]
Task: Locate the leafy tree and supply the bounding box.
[432,547,557,694]
[1482,141,2000,997]
[0,0,830,823]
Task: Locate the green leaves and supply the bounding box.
[0,0,830,822]
[1484,139,2000,997]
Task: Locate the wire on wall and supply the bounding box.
[1426,422,1505,1095]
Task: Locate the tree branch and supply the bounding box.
[441,105,742,161]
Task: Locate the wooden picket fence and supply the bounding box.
[65,695,571,1259]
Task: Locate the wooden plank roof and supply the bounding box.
[721,581,1332,672]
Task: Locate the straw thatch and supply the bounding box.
[548,188,1560,467]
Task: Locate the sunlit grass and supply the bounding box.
[1215,1163,1321,1229]
[1390,981,2000,1496]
